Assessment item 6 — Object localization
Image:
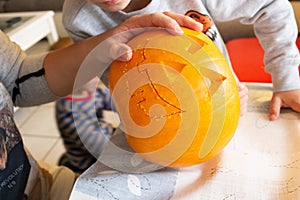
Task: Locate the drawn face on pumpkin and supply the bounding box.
[109,27,240,168]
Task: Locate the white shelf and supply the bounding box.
[0,10,59,50]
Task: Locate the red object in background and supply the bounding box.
[226,37,300,83]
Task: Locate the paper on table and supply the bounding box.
[173,83,300,199]
[70,83,300,200]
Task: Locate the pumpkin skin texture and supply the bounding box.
[109,27,240,168]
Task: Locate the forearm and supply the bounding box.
[43,32,111,97]
[44,12,203,97]
[250,1,300,92]
[0,30,57,107]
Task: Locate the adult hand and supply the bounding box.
[269,89,300,121]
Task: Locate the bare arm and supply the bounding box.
[43,12,203,97]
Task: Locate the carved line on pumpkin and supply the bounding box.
[199,67,227,95]
[137,58,186,118]
[120,48,186,121]
[184,34,208,54]
[111,63,202,166]
[112,63,198,135]
[194,60,234,159]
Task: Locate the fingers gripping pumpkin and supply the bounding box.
[109,27,240,168]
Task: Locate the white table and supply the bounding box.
[70,82,300,200]
[0,11,58,50]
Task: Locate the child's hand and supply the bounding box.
[44,12,203,97]
[110,12,203,61]
[269,89,300,121]
[116,11,203,36]
[237,82,248,116]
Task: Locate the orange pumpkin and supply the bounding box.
[109,27,240,168]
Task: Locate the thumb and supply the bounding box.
[269,96,281,121]
[109,42,133,62]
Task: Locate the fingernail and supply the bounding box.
[238,83,245,90]
[269,114,276,121]
[119,50,132,62]
[195,23,203,32]
[175,26,184,34]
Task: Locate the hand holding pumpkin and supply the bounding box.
[109,12,203,62]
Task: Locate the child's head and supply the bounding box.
[88,0,151,12]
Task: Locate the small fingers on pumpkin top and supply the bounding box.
[162,12,204,34]
[122,12,203,36]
